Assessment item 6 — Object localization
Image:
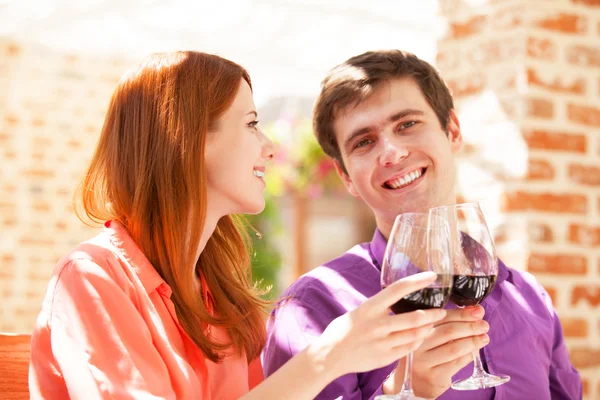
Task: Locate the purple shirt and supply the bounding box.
[262,230,582,400]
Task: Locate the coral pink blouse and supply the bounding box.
[29,220,263,399]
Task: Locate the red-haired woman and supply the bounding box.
[29,51,445,399]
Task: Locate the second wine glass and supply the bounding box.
[429,202,510,391]
[376,213,453,400]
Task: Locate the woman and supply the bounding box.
[29,51,445,399]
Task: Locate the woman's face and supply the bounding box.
[204,79,276,216]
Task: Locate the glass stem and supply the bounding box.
[399,351,414,394]
[471,349,487,377]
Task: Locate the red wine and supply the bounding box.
[451,275,496,307]
[388,287,451,314]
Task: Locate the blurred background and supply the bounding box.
[0,0,598,397]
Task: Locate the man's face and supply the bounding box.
[333,77,462,237]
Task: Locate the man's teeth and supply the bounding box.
[253,170,265,178]
[386,169,422,189]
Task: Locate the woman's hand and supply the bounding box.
[309,271,447,378]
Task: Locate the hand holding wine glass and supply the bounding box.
[429,202,510,391]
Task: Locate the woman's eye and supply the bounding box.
[248,120,259,129]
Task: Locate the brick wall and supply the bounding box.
[438,0,600,398]
[0,38,129,332]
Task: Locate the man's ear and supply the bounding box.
[447,109,463,154]
[334,160,360,197]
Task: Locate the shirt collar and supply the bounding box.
[368,228,387,272]
[104,220,168,296]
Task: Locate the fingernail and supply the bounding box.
[481,321,489,332]
[472,307,484,317]
[482,334,490,343]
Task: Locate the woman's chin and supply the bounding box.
[240,198,266,216]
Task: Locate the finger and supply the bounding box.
[420,333,489,366]
[430,352,479,378]
[419,319,489,351]
[434,306,485,326]
[383,323,435,348]
[388,337,427,363]
[366,272,437,312]
[386,308,447,334]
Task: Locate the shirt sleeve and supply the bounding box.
[261,294,385,400]
[538,287,583,400]
[48,258,177,399]
[548,315,582,400]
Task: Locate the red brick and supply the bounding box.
[582,378,589,397]
[68,139,82,149]
[569,164,600,186]
[528,222,554,243]
[527,37,556,60]
[22,169,54,178]
[0,201,16,210]
[569,224,600,246]
[4,151,16,160]
[567,45,600,68]
[561,317,589,337]
[3,184,17,193]
[470,40,520,65]
[523,130,587,153]
[0,268,14,279]
[31,117,45,127]
[492,8,523,30]
[447,76,486,97]
[572,285,600,307]
[528,253,587,275]
[569,347,600,369]
[5,43,20,56]
[32,136,52,147]
[0,132,10,143]
[2,219,16,228]
[2,254,15,264]
[527,98,554,118]
[567,104,600,126]
[5,114,18,125]
[502,192,587,214]
[536,13,587,33]
[527,68,585,95]
[544,285,558,304]
[571,0,600,5]
[18,236,55,246]
[448,15,486,39]
[527,159,556,180]
[32,202,51,212]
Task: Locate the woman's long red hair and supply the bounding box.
[77,51,266,362]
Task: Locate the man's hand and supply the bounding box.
[383,305,490,399]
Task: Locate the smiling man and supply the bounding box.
[262,50,581,400]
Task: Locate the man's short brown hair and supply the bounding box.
[313,50,454,172]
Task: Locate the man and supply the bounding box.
[262,50,581,399]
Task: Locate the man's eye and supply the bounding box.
[354,138,373,149]
[397,121,417,131]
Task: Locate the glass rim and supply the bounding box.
[429,201,481,212]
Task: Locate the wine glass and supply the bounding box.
[429,202,510,390]
[375,213,453,400]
